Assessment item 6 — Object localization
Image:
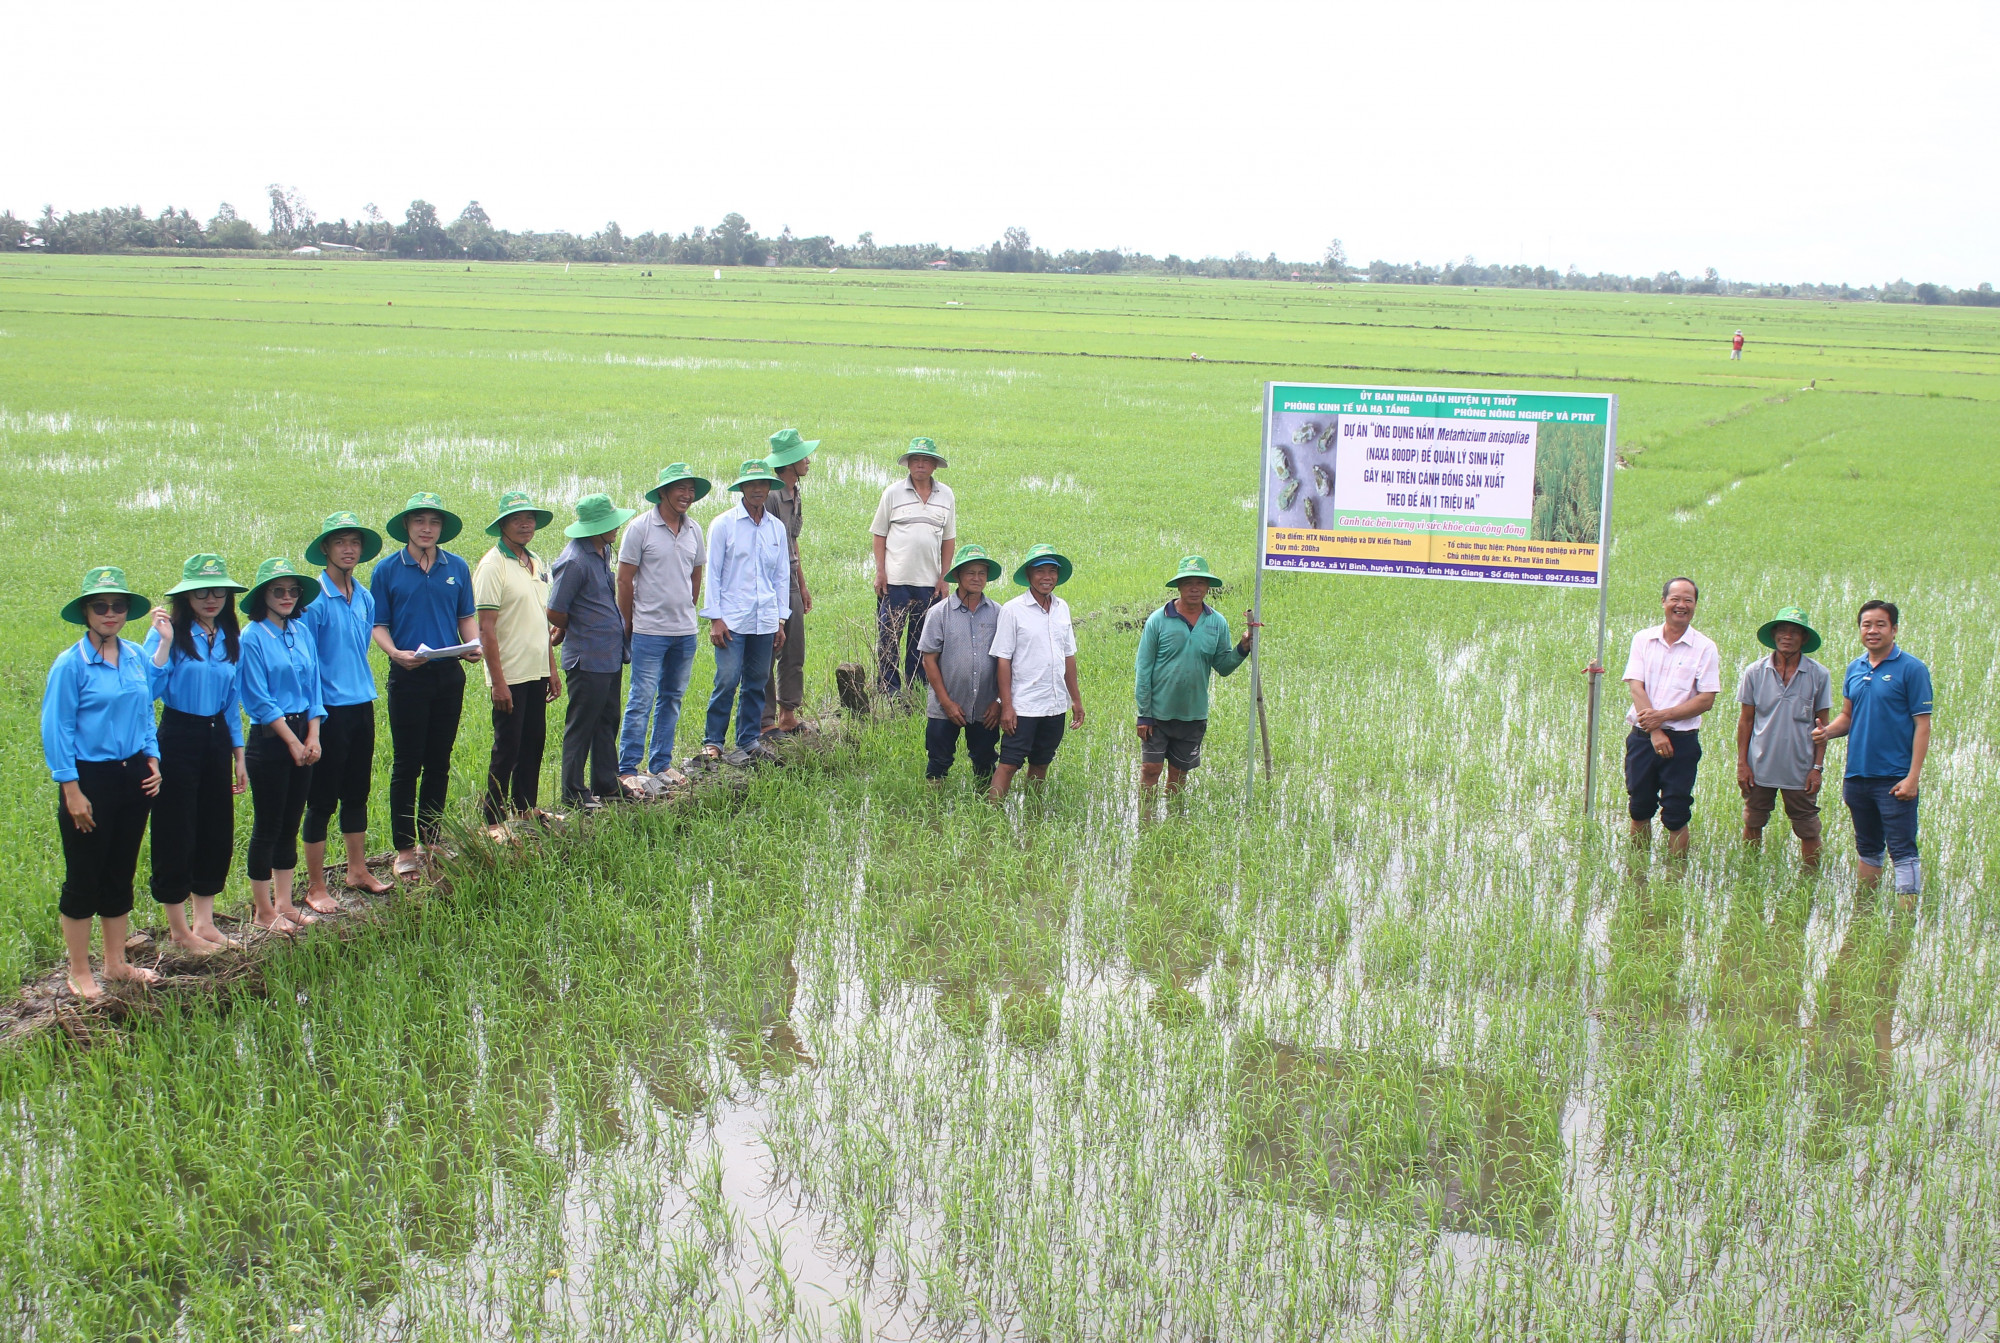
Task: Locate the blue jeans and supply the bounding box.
[877,584,936,697]
[1843,775,1921,894]
[705,630,775,750]
[620,632,697,774]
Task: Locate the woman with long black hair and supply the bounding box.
[238,557,325,933]
[144,554,249,954]
[40,566,164,998]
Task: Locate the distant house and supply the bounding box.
[926,259,950,269]
[291,246,323,255]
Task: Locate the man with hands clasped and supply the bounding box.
[917,544,1004,788]
[1621,577,1721,857]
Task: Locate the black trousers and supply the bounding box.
[485,679,548,821]
[387,660,465,851]
[925,716,1000,781]
[1625,727,1702,832]
[57,755,153,921]
[246,719,314,880]
[304,701,375,844]
[151,708,236,904]
[562,667,622,803]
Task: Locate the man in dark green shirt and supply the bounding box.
[1134,555,1259,797]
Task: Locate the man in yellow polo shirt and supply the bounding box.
[474,491,561,831]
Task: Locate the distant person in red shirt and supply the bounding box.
[1731,329,1745,360]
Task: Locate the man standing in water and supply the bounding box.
[871,437,956,700]
[372,492,480,882]
[1731,329,1746,360]
[760,428,816,737]
[1621,577,1720,858]
[1134,556,1258,800]
[301,511,393,907]
[990,543,1082,802]
[917,544,1004,788]
[1814,600,1933,899]
[1734,605,1833,867]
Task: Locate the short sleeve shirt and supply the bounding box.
[991,591,1076,718]
[371,546,475,653]
[618,509,704,637]
[1735,654,1832,790]
[869,478,957,587]
[472,544,551,686]
[916,593,1001,720]
[1622,624,1722,731]
[1842,646,1933,779]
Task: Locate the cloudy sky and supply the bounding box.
[7,0,1993,286]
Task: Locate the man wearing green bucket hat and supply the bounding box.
[1733,605,1833,866]
[371,491,479,879]
[697,458,792,764]
[1134,556,1261,799]
[618,463,710,786]
[300,511,392,909]
[990,543,1083,801]
[473,490,561,832]
[41,565,163,998]
[916,543,1005,786]
[870,437,957,700]
[549,493,637,812]
[761,428,817,737]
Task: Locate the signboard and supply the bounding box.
[1260,382,1616,587]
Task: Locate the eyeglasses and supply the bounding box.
[86,599,130,616]
[189,588,227,601]
[267,584,303,599]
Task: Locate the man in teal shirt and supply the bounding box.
[1134,556,1259,798]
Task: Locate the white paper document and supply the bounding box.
[415,640,481,661]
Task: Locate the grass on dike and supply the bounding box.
[0,255,1996,1338]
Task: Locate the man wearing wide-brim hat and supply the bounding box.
[916,543,1005,787]
[870,437,957,701]
[473,490,562,833]
[696,458,792,765]
[1734,606,1834,866]
[370,490,480,880]
[990,543,1083,801]
[1134,556,1261,800]
[299,510,394,909]
[549,492,638,813]
[617,462,711,789]
[760,428,817,737]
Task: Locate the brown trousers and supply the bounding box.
[760,581,805,725]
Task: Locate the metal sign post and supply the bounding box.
[1582,396,1620,817]
[1245,386,1274,805]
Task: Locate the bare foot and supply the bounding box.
[254,910,300,934]
[274,903,318,926]
[346,868,392,895]
[168,929,218,956]
[64,969,102,1000]
[194,927,242,951]
[103,963,161,987]
[303,887,341,916]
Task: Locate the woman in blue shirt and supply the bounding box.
[144,554,250,955]
[40,566,164,999]
[238,558,326,933]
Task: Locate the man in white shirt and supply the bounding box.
[990,544,1084,801]
[1621,576,1721,856]
[870,437,957,700]
[697,459,791,764]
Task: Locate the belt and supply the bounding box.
[162,706,230,730]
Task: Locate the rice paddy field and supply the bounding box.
[1,254,1997,1340]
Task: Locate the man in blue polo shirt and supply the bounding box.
[1814,599,1933,898]
[370,492,479,880]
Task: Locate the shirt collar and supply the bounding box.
[1165,599,1210,628]
[77,635,118,665]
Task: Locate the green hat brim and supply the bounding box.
[565,505,639,539]
[945,555,1003,583]
[60,589,152,626]
[165,575,249,596]
[239,573,322,616]
[899,450,950,468]
[766,438,819,469]
[1168,572,1224,591]
[386,507,464,545]
[729,470,786,492]
[484,507,556,538]
[1756,617,1822,655]
[645,476,713,503]
[1011,553,1073,587]
[306,525,385,568]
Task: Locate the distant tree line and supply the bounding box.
[4,191,1994,306]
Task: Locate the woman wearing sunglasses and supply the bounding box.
[238,558,325,933]
[144,554,250,954]
[39,566,164,999]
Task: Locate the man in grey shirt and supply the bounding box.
[917,544,1002,787]
[549,493,637,812]
[1735,605,1833,866]
[617,464,708,783]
